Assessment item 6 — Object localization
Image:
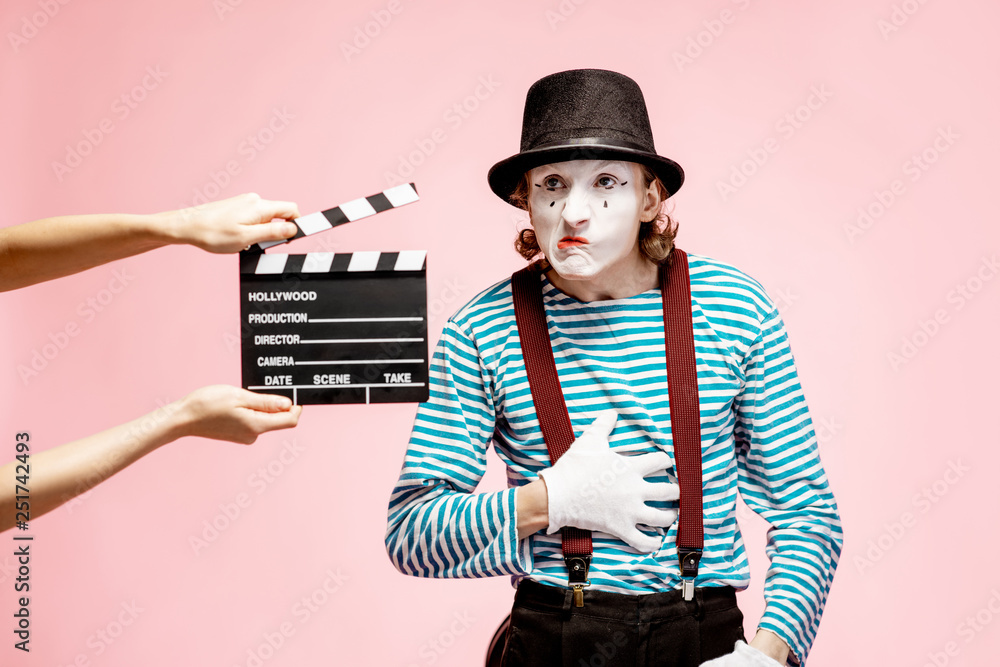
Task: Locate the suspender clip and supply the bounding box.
[566,555,591,607]
[682,579,695,601]
[679,548,702,601]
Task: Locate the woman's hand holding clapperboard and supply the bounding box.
[0,192,301,291]
[0,193,304,532]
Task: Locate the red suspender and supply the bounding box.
[659,249,705,600]
[511,264,594,605]
[510,248,704,604]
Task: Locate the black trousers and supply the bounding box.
[500,579,746,667]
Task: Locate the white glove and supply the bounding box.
[538,410,679,552]
[700,641,785,667]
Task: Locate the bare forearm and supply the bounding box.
[0,401,188,530]
[749,628,791,664]
[0,385,301,531]
[516,478,549,540]
[0,193,301,292]
[0,212,176,291]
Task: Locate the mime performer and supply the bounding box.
[385,69,843,666]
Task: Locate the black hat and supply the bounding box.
[487,69,684,206]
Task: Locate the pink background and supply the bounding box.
[2,1,998,665]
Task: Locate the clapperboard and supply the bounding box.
[239,183,428,405]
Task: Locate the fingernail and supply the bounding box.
[284,223,298,236]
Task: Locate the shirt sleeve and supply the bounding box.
[385,317,533,579]
[733,307,844,666]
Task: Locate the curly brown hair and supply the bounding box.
[507,164,678,270]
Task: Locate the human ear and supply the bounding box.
[640,178,662,223]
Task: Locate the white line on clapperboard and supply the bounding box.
[294,359,424,365]
[308,317,423,323]
[249,383,427,405]
[299,338,424,343]
[300,318,425,344]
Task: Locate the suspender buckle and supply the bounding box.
[566,555,592,584]
[679,548,702,577]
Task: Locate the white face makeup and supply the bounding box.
[527,159,658,298]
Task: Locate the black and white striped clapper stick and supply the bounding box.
[239,183,428,406]
[253,182,419,251]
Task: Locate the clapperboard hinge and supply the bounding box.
[249,182,420,252]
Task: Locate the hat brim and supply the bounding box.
[487,144,684,206]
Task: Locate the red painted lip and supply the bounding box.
[557,236,589,249]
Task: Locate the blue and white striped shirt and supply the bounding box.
[385,252,842,664]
